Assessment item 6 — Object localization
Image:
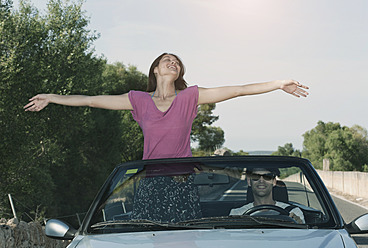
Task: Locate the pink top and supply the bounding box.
[128,85,198,160]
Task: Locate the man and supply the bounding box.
[230,167,305,224]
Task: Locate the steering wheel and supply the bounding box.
[243,204,289,216]
[243,204,298,224]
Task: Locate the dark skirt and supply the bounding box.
[131,174,202,223]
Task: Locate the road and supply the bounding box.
[332,195,368,248]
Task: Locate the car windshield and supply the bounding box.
[87,157,334,234]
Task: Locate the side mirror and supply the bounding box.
[45,219,77,240]
[346,213,368,234]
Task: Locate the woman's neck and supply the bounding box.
[154,79,176,99]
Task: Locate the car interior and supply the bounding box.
[94,162,328,228]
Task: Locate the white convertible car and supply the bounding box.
[46,156,368,247]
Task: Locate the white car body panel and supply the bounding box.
[67,229,355,248]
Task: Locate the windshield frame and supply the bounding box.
[79,156,344,235]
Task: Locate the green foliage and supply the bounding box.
[101,62,146,162]
[191,148,213,157]
[279,167,301,180]
[1,0,56,220]
[191,103,219,137]
[272,143,301,157]
[197,126,225,152]
[102,62,147,94]
[191,103,225,152]
[0,0,225,224]
[0,0,144,224]
[302,121,368,171]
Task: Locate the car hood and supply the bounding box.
[68,229,351,248]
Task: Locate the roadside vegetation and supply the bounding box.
[1,0,367,227]
[0,0,224,224]
[272,121,368,172]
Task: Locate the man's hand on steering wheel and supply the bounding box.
[243,204,302,224]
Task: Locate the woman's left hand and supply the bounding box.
[279,80,309,97]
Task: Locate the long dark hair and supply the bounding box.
[146,53,188,92]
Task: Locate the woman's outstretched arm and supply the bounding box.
[24,93,133,112]
[198,80,309,105]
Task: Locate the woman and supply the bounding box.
[24,52,309,160]
[24,53,309,222]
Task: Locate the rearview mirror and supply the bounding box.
[194,173,229,186]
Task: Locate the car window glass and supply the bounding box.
[90,167,144,224]
[282,169,324,211]
[88,160,333,233]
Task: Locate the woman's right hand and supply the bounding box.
[24,94,50,112]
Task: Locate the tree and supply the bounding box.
[101,62,147,162]
[350,125,368,171]
[197,126,225,152]
[0,0,115,222]
[272,143,301,157]
[191,148,211,157]
[191,103,225,152]
[1,0,58,220]
[302,121,368,171]
[0,0,228,222]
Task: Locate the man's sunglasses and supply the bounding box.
[249,173,275,181]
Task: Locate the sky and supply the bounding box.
[13,0,368,152]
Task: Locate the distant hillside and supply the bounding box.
[247,151,274,155]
